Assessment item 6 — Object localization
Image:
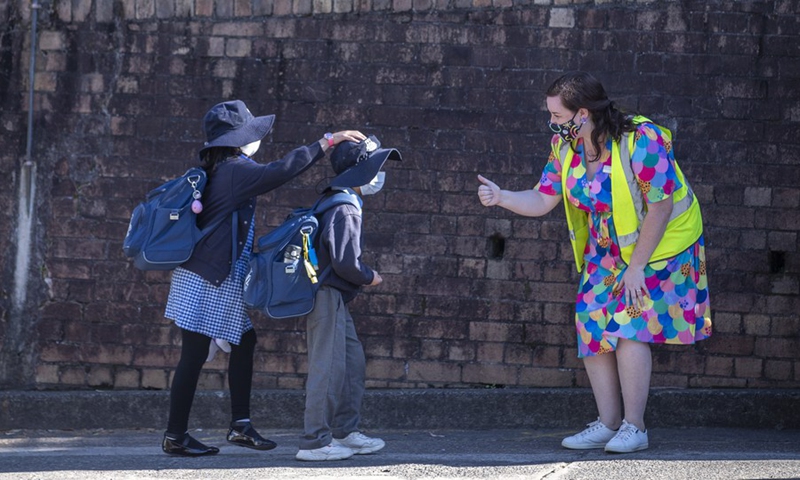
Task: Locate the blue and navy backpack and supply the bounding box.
[243,191,360,319]
[123,168,225,271]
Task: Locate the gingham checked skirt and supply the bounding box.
[165,222,255,345]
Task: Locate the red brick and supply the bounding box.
[406,360,461,384]
[525,323,575,346]
[503,343,532,365]
[41,302,83,320]
[764,360,792,381]
[37,320,65,342]
[771,316,800,336]
[63,319,92,343]
[35,364,60,385]
[651,374,689,388]
[446,341,476,361]
[114,369,141,388]
[519,367,573,387]
[411,319,468,340]
[531,346,561,367]
[705,356,734,376]
[469,321,523,343]
[277,375,305,389]
[390,338,418,359]
[475,342,504,363]
[673,351,706,375]
[420,339,444,360]
[742,314,769,335]
[462,363,517,386]
[366,358,406,380]
[754,338,798,358]
[513,260,544,281]
[133,347,179,367]
[363,336,392,357]
[88,366,114,387]
[263,354,300,374]
[705,334,755,355]
[689,376,747,388]
[60,366,87,386]
[197,372,225,390]
[711,312,742,334]
[734,357,763,378]
[40,343,84,363]
[542,303,574,324]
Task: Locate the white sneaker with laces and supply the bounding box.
[295,443,354,461]
[561,418,618,450]
[332,431,386,454]
[604,420,649,453]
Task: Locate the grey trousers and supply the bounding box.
[299,286,366,450]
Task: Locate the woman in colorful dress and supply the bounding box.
[477,71,711,453]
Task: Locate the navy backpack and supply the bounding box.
[123,168,229,271]
[243,191,360,319]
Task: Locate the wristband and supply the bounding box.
[324,132,334,148]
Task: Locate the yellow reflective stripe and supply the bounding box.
[619,132,646,226]
[615,128,695,248]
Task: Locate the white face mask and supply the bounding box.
[359,171,386,196]
[240,140,261,157]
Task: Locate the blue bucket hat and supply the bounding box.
[328,135,402,188]
[199,100,275,155]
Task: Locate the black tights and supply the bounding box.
[166,328,257,436]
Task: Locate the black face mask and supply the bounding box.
[548,111,584,142]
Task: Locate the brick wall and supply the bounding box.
[0,0,798,390]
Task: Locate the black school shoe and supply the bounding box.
[227,420,278,450]
[162,432,220,456]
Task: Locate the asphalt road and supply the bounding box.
[1,427,799,479]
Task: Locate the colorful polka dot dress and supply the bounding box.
[536,123,712,358]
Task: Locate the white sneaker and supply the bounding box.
[604,420,649,453]
[561,418,618,450]
[295,443,353,461]
[332,431,385,454]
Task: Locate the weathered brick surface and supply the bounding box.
[0,1,797,392]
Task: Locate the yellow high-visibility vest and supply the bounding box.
[555,116,704,272]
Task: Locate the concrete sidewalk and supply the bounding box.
[0,426,799,479]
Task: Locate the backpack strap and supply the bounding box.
[311,189,361,215]
[196,211,239,272]
[307,190,362,285]
[231,211,238,271]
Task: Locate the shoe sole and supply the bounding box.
[349,444,385,455]
[295,453,353,461]
[561,441,608,450]
[228,440,277,451]
[162,449,219,457]
[604,443,649,453]
[331,439,385,455]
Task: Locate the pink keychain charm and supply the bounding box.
[191,189,203,214]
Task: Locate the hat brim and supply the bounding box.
[329,147,402,188]
[199,114,275,154]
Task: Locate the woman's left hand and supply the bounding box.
[616,266,649,310]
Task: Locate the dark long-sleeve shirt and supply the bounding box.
[315,191,375,303]
[181,142,324,286]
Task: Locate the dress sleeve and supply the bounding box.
[534,136,564,197]
[630,123,683,204]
